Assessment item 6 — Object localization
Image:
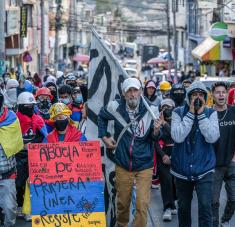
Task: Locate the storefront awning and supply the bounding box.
[192,37,220,61]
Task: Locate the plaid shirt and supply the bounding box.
[0,144,16,179]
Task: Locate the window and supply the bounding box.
[26,5,33,27]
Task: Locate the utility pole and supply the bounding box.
[0,0,5,76]
[166,0,172,80]
[54,0,63,73]
[172,0,178,81]
[40,0,45,76]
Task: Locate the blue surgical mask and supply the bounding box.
[74,94,83,104]
[60,98,71,105]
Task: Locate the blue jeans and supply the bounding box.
[0,179,17,227]
[175,173,213,227]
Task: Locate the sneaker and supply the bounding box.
[171,208,177,215]
[151,183,159,189]
[24,214,32,222]
[221,222,230,227]
[17,207,24,218]
[163,208,172,222]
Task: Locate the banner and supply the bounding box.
[20,6,27,38]
[28,141,106,227]
[86,28,128,226]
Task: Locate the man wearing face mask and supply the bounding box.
[170,83,186,107]
[4,79,19,112]
[45,82,58,104]
[16,92,48,221]
[98,77,159,227]
[171,81,220,227]
[58,85,72,106]
[35,87,54,133]
[68,86,84,125]
[154,99,177,222]
[44,103,86,143]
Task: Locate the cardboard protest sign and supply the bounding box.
[28,141,106,227]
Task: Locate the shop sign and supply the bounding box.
[223,36,232,48]
[209,22,228,41]
[20,6,28,38]
[224,0,235,23]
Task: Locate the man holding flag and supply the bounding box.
[98,77,159,227]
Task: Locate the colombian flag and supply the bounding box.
[0,108,23,158]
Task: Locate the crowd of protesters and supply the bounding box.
[0,65,235,227]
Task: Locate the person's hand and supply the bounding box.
[162,155,171,165]
[197,98,206,115]
[153,112,164,135]
[102,136,117,149]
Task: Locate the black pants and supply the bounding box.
[158,159,176,211]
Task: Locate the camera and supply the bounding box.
[194,97,202,112]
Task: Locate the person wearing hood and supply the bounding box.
[170,83,186,107]
[45,82,58,104]
[44,103,86,143]
[15,92,47,221]
[171,81,220,227]
[143,80,162,107]
[98,77,159,227]
[0,91,23,227]
[17,79,35,96]
[4,79,19,112]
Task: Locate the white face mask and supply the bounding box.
[126,97,140,109]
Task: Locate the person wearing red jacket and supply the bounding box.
[228,88,235,105]
[44,103,86,143]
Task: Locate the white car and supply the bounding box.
[123,59,138,69]
[124,67,137,77]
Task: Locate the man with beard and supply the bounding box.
[98,77,159,227]
[211,82,235,227]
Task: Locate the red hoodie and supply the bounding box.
[228,88,235,105]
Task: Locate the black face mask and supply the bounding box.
[163,108,173,121]
[18,105,34,117]
[54,119,69,131]
[37,99,51,114]
[50,90,58,103]
[171,93,185,106]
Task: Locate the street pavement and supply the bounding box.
[15,185,235,227]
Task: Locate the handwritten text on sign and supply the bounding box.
[28,141,106,227]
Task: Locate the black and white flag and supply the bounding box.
[86,28,128,227]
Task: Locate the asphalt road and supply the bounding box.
[14,185,235,227]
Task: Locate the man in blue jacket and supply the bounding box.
[98,77,159,227]
[171,81,220,227]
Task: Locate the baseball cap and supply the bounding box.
[122,78,142,93]
[146,81,157,89]
[160,98,175,108]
